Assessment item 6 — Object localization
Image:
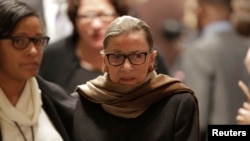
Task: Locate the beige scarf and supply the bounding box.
[77,71,195,118]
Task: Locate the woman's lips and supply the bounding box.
[120,77,135,82]
[23,62,39,69]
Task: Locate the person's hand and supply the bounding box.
[244,48,250,74]
[236,80,250,124]
[236,102,250,124]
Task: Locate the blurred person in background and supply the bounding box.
[180,0,249,140]
[39,0,168,93]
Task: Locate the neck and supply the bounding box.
[76,41,103,71]
[0,76,26,106]
[203,5,230,27]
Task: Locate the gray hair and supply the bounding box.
[103,15,153,50]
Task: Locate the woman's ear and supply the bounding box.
[103,66,109,72]
[148,50,157,72]
[100,51,107,64]
[101,53,109,72]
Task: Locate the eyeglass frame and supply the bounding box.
[0,36,50,50]
[77,11,116,24]
[103,49,153,66]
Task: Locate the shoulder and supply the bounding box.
[171,92,197,103]
[162,92,198,111]
[36,75,65,93]
[36,75,68,95]
[36,75,77,107]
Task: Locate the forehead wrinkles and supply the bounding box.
[106,32,149,50]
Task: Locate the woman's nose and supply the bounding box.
[122,58,133,72]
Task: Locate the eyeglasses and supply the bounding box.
[105,51,151,66]
[77,11,116,24]
[0,36,50,50]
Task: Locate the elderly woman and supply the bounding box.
[72,15,199,141]
[0,0,76,141]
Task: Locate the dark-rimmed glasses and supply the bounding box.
[105,51,152,66]
[0,36,50,50]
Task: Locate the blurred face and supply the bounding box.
[195,4,204,31]
[0,16,44,81]
[76,0,117,50]
[103,31,157,85]
[195,3,211,32]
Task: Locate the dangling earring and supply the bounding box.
[148,65,154,72]
[103,66,109,72]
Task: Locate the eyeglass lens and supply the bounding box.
[107,52,148,66]
[12,36,49,50]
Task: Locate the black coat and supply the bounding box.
[73,92,199,141]
[0,76,77,141]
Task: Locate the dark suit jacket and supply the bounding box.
[0,76,77,141]
[181,29,250,140]
[39,35,169,93]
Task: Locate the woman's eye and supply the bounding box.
[14,37,26,45]
[135,53,143,58]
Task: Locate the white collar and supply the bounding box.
[202,21,233,37]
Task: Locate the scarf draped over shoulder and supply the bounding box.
[76,71,195,118]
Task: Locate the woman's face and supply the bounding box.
[76,0,117,50]
[103,31,157,85]
[0,16,44,81]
